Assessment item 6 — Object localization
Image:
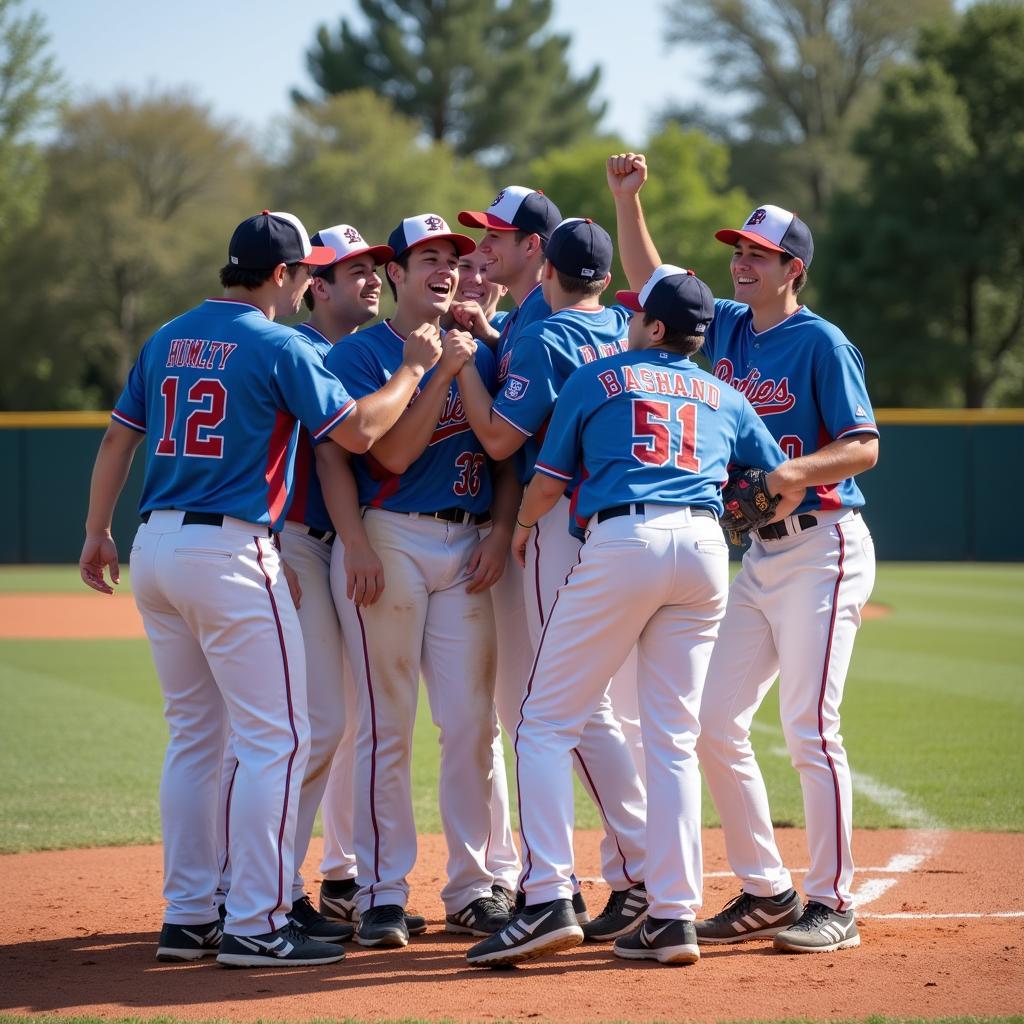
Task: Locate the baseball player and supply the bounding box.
[608,153,879,953]
[467,266,796,968]
[457,216,650,940]
[323,214,517,948]
[442,245,509,335]
[79,210,441,967]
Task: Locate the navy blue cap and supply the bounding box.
[616,264,715,335]
[545,218,613,279]
[715,205,814,267]
[228,210,335,270]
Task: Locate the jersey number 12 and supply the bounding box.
[155,376,228,459]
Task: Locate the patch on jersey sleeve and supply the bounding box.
[503,374,529,401]
[856,404,867,418]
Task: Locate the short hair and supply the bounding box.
[513,228,546,255]
[219,261,304,291]
[779,252,808,294]
[304,262,338,311]
[642,312,705,357]
[385,249,413,301]
[555,269,607,298]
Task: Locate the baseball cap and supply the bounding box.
[458,186,563,243]
[387,214,475,260]
[616,264,715,335]
[544,218,613,280]
[310,224,394,276]
[715,205,814,267]
[228,210,335,269]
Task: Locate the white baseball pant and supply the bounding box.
[523,494,647,889]
[517,506,727,916]
[698,509,876,911]
[332,508,500,915]
[130,510,309,937]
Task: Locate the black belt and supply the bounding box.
[596,503,716,524]
[397,507,491,526]
[141,509,273,538]
[757,513,818,541]
[305,526,336,544]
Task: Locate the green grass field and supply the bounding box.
[1,563,1022,854]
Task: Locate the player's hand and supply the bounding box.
[402,323,442,373]
[511,522,532,569]
[451,301,500,344]
[606,152,648,197]
[281,558,302,609]
[79,532,120,594]
[345,539,385,607]
[441,329,478,375]
[464,526,508,594]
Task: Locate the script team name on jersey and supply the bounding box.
[712,359,794,415]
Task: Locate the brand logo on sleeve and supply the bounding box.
[504,374,529,401]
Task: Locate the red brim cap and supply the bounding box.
[299,244,338,266]
[615,290,644,313]
[714,228,786,253]
[457,210,517,231]
[336,244,395,267]
[404,233,476,257]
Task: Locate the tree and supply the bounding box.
[0,91,263,410]
[816,2,1024,408]
[271,89,492,250]
[297,0,605,174]
[527,124,753,302]
[662,0,952,218]
[0,0,62,247]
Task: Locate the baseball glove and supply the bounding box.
[720,467,781,543]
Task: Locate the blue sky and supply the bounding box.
[33,0,710,144]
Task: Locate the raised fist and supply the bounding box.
[402,323,442,372]
[606,152,648,197]
[441,329,478,373]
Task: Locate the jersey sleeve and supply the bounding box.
[491,323,561,436]
[816,344,878,440]
[111,346,149,433]
[273,336,356,441]
[533,370,588,483]
[324,335,386,402]
[731,397,787,472]
[474,342,499,397]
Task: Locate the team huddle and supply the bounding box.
[80,152,879,970]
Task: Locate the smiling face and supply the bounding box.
[730,238,802,307]
[390,241,460,318]
[476,228,533,287]
[456,248,506,315]
[316,255,382,326]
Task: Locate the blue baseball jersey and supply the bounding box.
[535,348,786,534]
[284,323,337,534]
[704,301,877,514]
[324,320,498,514]
[112,298,356,529]
[495,284,550,385]
[490,310,509,333]
[493,304,631,484]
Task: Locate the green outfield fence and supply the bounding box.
[2,409,1023,563]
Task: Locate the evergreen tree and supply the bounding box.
[297,0,605,173]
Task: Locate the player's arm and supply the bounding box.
[606,152,661,290]
[766,435,879,495]
[451,301,501,346]
[368,331,477,474]
[456,358,527,460]
[464,458,521,594]
[80,421,145,594]
[327,324,442,454]
[511,473,566,568]
[314,442,385,607]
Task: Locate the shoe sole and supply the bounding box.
[696,925,792,945]
[155,947,218,962]
[216,951,345,967]
[583,910,649,942]
[773,933,861,953]
[467,926,583,967]
[613,942,700,965]
[355,931,409,948]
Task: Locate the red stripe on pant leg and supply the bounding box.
[572,749,638,885]
[255,538,301,934]
[514,548,583,894]
[817,524,847,911]
[354,603,384,909]
[532,528,545,627]
[221,757,239,875]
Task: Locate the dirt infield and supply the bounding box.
[1,829,1021,1022]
